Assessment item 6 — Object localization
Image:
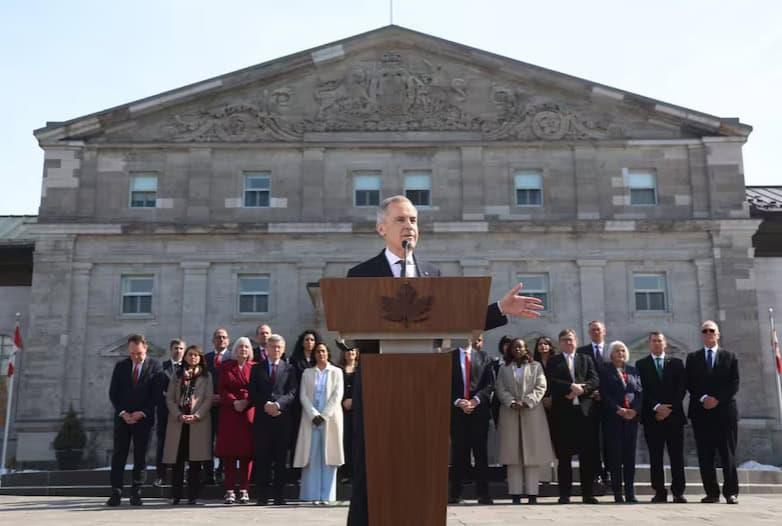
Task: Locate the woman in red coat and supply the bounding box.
[215,336,255,504]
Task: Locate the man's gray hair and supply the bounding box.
[377,195,415,224]
[267,333,286,346]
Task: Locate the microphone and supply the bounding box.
[401,239,410,278]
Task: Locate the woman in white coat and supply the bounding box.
[293,342,345,504]
[495,337,555,504]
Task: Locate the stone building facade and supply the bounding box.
[10,26,780,466]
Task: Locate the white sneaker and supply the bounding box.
[224,490,236,505]
[238,490,250,504]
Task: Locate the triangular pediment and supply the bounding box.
[35,26,751,144]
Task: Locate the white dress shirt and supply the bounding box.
[385,248,416,278]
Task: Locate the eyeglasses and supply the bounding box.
[701,328,716,334]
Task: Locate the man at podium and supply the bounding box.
[346,195,543,526]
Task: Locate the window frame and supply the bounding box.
[243,172,271,208]
[625,169,658,206]
[513,170,544,207]
[237,274,271,314]
[128,174,158,208]
[120,275,154,315]
[633,272,668,312]
[403,171,432,208]
[353,171,382,208]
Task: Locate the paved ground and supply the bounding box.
[0,495,780,525]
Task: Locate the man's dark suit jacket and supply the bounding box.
[346,249,507,526]
[346,249,507,341]
[635,354,686,427]
[450,348,494,420]
[248,359,298,417]
[576,342,607,375]
[109,357,163,423]
[685,348,739,425]
[546,352,599,416]
[205,350,227,394]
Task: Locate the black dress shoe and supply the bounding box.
[256,498,269,506]
[558,496,571,504]
[625,496,639,504]
[106,490,122,507]
[701,495,720,503]
[511,496,521,505]
[273,497,286,506]
[129,495,143,506]
[726,495,738,505]
[582,496,599,504]
[528,495,538,505]
[651,494,667,503]
[673,495,688,503]
[477,496,494,505]
[170,498,180,506]
[448,496,463,504]
[614,495,625,503]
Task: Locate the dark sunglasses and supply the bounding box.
[701,328,716,334]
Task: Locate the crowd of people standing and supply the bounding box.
[106,318,740,508]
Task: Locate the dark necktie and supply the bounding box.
[655,357,663,379]
[132,364,140,385]
[464,351,471,400]
[270,363,277,384]
[706,349,714,371]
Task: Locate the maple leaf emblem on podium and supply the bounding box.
[381,282,433,327]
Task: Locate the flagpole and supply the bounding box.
[771,308,782,427]
[1,314,20,483]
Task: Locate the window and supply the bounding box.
[354,172,381,207]
[239,275,270,314]
[514,170,543,206]
[634,274,667,311]
[517,274,549,311]
[404,172,431,207]
[129,175,157,208]
[0,335,11,362]
[121,276,153,314]
[626,170,657,205]
[244,172,271,207]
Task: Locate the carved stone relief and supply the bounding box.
[159,51,623,142]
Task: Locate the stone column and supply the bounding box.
[693,258,717,321]
[460,147,485,220]
[301,148,325,220]
[63,262,92,414]
[180,262,210,346]
[687,144,711,218]
[577,259,606,340]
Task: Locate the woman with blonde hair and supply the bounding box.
[293,342,344,504]
[495,338,555,504]
[163,345,213,505]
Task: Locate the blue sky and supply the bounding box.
[2,0,780,215]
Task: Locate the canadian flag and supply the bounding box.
[773,327,782,375]
[8,322,22,378]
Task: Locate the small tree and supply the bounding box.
[53,406,87,450]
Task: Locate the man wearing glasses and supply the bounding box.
[685,320,740,504]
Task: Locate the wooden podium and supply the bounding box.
[320,277,491,526]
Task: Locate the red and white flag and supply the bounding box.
[773,326,782,375]
[7,322,22,378]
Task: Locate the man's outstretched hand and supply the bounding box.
[498,283,544,319]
